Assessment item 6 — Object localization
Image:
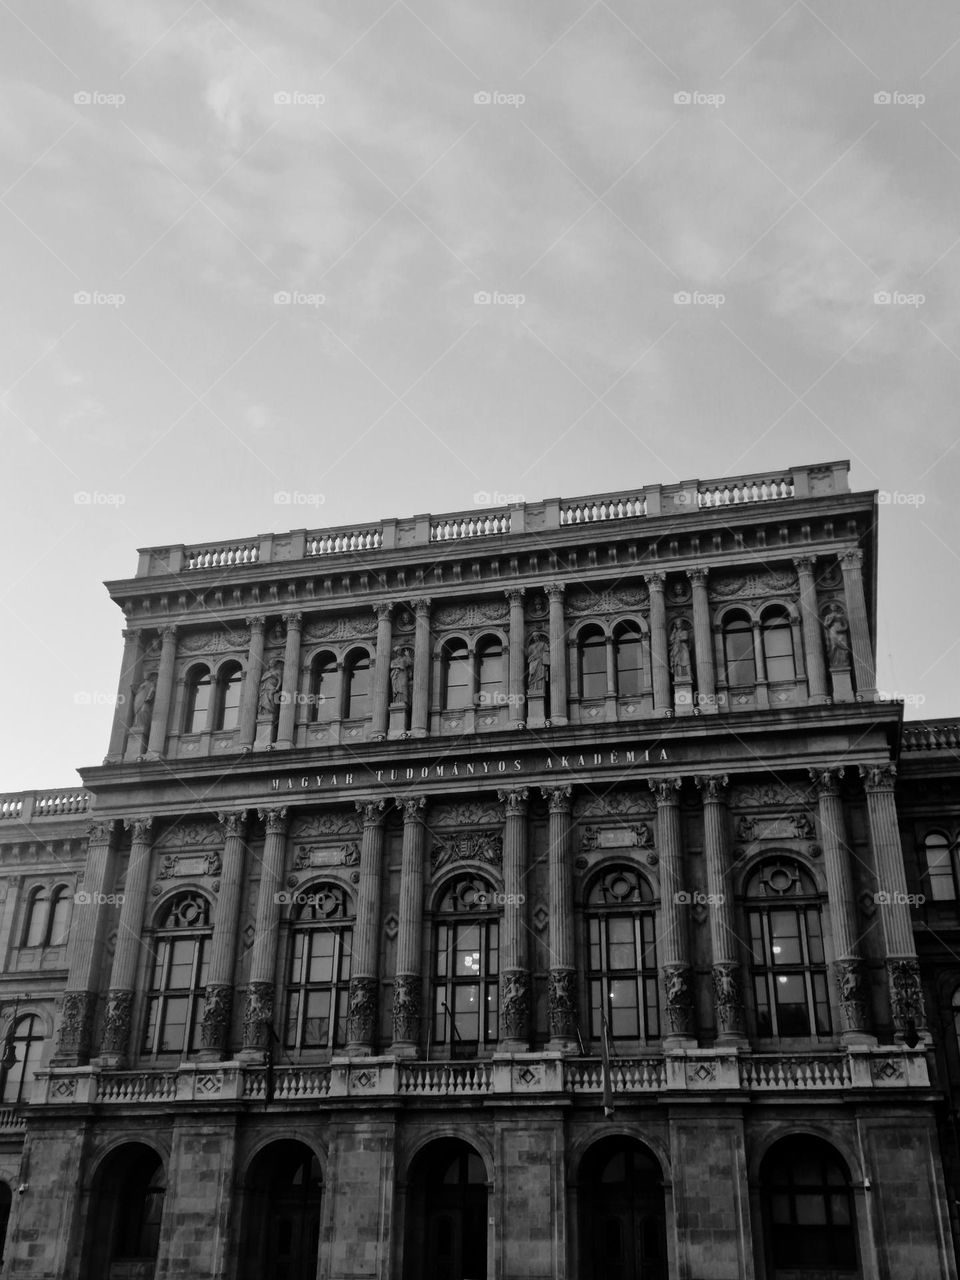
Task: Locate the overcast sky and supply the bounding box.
[2,0,958,792]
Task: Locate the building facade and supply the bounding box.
[0,460,957,1279]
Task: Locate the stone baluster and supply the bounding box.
[107,629,142,762]
[371,604,393,737]
[506,588,526,724]
[238,617,267,749]
[391,796,426,1054]
[648,777,695,1046]
[687,569,716,713]
[694,775,746,1042]
[346,801,388,1053]
[546,584,568,723]
[198,811,248,1059]
[275,614,303,748]
[53,820,119,1064]
[497,788,530,1050]
[860,764,927,1039]
[839,549,876,698]
[809,769,873,1043]
[645,573,671,711]
[794,557,828,701]
[240,807,289,1058]
[99,817,155,1065]
[146,627,178,757]
[542,785,576,1050]
[410,598,432,737]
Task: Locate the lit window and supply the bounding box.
[284,886,353,1051]
[746,861,830,1038]
[586,869,659,1042]
[433,877,499,1056]
[143,893,211,1056]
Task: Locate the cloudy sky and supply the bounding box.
[2,0,958,790]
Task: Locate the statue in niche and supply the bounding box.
[669,618,692,680]
[257,660,284,716]
[132,672,157,733]
[390,646,413,705]
[821,603,851,669]
[526,633,549,694]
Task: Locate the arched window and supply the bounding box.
[343,650,371,720]
[586,868,659,1042]
[184,666,212,734]
[476,636,505,709]
[0,1015,45,1104]
[85,1144,165,1278]
[284,885,354,1051]
[614,622,643,697]
[442,640,472,711]
[22,887,48,948]
[924,831,957,901]
[404,1140,488,1280]
[579,626,607,700]
[762,608,796,682]
[143,892,212,1056]
[433,876,499,1056]
[746,860,830,1038]
[761,1136,858,1276]
[723,613,756,686]
[240,1141,322,1280]
[309,651,339,723]
[47,886,71,945]
[213,661,243,732]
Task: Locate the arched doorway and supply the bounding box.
[83,1142,165,1279]
[405,1138,488,1280]
[578,1137,667,1280]
[760,1135,859,1279]
[240,1140,322,1280]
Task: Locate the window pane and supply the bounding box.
[188,675,211,734]
[769,913,801,964]
[48,892,71,946]
[304,990,331,1047]
[724,624,755,685]
[478,644,505,706]
[167,940,196,990]
[609,980,639,1037]
[581,635,607,699]
[453,985,480,1042]
[927,841,956,900]
[444,646,472,710]
[763,622,795,681]
[308,932,335,984]
[24,895,47,948]
[219,670,242,731]
[345,657,371,719]
[616,634,643,697]
[795,1194,827,1226]
[160,997,188,1051]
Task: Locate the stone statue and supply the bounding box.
[132,672,157,733]
[389,646,413,705]
[257,660,283,716]
[526,633,549,694]
[821,603,850,669]
[669,619,692,680]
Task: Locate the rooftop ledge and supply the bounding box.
[134,461,852,579]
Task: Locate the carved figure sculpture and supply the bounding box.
[257,660,283,716]
[669,619,692,680]
[132,672,157,733]
[526,633,549,693]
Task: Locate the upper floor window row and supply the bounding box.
[722,608,796,687]
[22,884,72,949]
[184,662,243,734]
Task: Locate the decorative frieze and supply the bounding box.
[178,628,250,655]
[709,569,797,601]
[735,812,816,841]
[289,810,362,840]
[392,975,421,1043]
[199,985,233,1052]
[347,976,379,1045]
[429,800,504,827]
[292,843,360,870]
[433,601,508,629]
[156,821,221,849]
[500,969,530,1042]
[100,990,134,1056]
[566,585,648,615]
[430,832,503,872]
[548,968,577,1040]
[156,850,222,880]
[712,963,745,1035]
[574,790,655,820]
[303,615,376,642]
[242,982,275,1051]
[580,823,653,850]
[663,964,694,1035]
[729,782,813,809]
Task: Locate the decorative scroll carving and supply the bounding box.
[156,850,222,880]
[580,824,653,851]
[729,783,813,809]
[566,586,648,615]
[179,629,250,655]
[434,601,509,629]
[200,985,233,1052]
[290,811,362,839]
[293,843,360,870]
[500,969,529,1041]
[242,982,275,1050]
[430,801,504,827]
[574,790,655,820]
[431,832,503,872]
[709,570,797,600]
[56,990,98,1058]
[888,958,926,1032]
[735,812,815,842]
[392,975,421,1043]
[100,990,134,1055]
[347,976,379,1044]
[663,964,694,1035]
[157,822,221,849]
[712,963,745,1035]
[834,959,870,1033]
[548,968,577,1039]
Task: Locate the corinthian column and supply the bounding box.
[275,613,303,748]
[687,569,716,713]
[497,788,530,1049]
[839,549,876,698]
[545,584,568,724]
[695,775,746,1042]
[648,777,695,1046]
[54,819,119,1064]
[146,626,178,757]
[645,574,671,711]
[346,801,388,1053]
[99,817,154,1066]
[794,557,828,702]
[238,617,266,748]
[809,769,873,1044]
[371,603,393,738]
[241,808,288,1059]
[860,764,927,1039]
[391,796,426,1055]
[542,785,576,1049]
[198,811,248,1059]
[506,588,526,724]
[410,598,432,737]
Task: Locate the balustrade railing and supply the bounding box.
[98,1071,178,1103]
[901,720,960,752]
[698,473,794,507]
[306,529,382,556]
[398,1061,493,1095]
[560,494,647,525]
[430,513,511,541]
[740,1054,849,1091]
[0,789,91,821]
[185,543,260,570]
[564,1057,665,1092]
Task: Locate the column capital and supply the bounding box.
[643,571,666,590]
[412,596,432,616]
[793,554,817,574]
[504,587,526,604]
[281,611,303,630]
[808,767,844,797]
[685,566,709,585]
[122,816,154,841]
[245,614,267,632]
[396,795,426,822]
[541,784,572,813]
[544,582,565,601]
[859,763,897,793]
[356,798,388,827]
[87,819,117,845]
[694,774,729,803]
[217,810,249,837]
[839,548,864,570]
[256,806,289,834]
[158,624,178,642]
[121,627,142,642]
[374,603,393,622]
[647,776,682,805]
[498,787,529,815]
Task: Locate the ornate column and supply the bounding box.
[241,807,288,1058]
[275,613,303,748]
[497,788,530,1050]
[391,796,426,1055]
[99,817,154,1065]
[146,626,178,757]
[695,776,746,1042]
[687,569,716,713]
[648,777,695,1046]
[542,785,576,1049]
[546,584,568,724]
[809,769,873,1044]
[198,811,248,1059]
[410,598,432,737]
[794,557,828,701]
[839,549,876,697]
[371,603,393,737]
[346,800,388,1053]
[860,764,927,1039]
[107,629,142,761]
[506,588,526,724]
[238,617,267,748]
[54,819,119,1064]
[644,573,671,711]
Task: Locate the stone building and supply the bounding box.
[0,459,957,1279]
